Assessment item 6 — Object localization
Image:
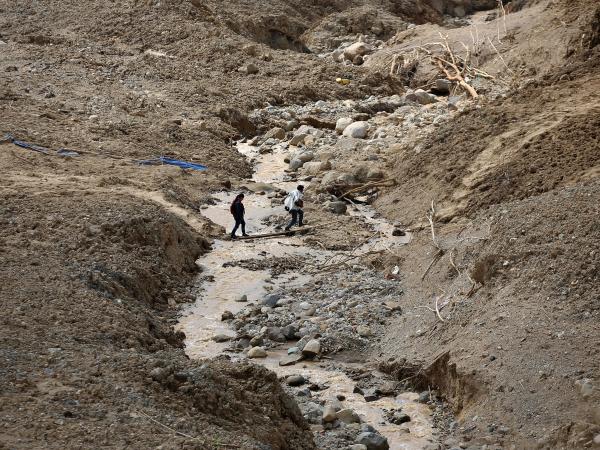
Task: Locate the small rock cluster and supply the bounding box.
[222,268,402,363]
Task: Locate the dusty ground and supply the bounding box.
[1,0,599,448]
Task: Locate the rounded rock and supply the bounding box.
[247,346,267,358]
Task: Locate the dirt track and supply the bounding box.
[1,0,599,449]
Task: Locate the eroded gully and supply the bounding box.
[177,141,437,449]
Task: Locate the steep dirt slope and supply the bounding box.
[372,2,600,448]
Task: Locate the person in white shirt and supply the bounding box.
[284,185,305,231]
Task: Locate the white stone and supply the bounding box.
[342,121,369,139]
[335,117,354,134]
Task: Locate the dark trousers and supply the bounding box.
[285,209,303,230]
[231,217,246,236]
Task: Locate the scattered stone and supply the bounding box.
[279,353,304,366]
[302,402,324,424]
[284,119,298,131]
[343,42,372,62]
[289,133,307,146]
[301,306,316,317]
[336,408,361,424]
[299,301,312,310]
[238,63,259,75]
[353,55,364,65]
[286,375,306,386]
[361,424,376,433]
[434,78,453,94]
[414,89,438,105]
[297,151,315,163]
[302,339,321,358]
[266,327,287,342]
[335,117,353,134]
[287,346,300,354]
[356,432,390,450]
[249,335,263,346]
[366,168,384,181]
[327,201,347,215]
[448,95,462,110]
[343,121,369,139]
[264,127,286,140]
[336,394,346,401]
[297,388,312,397]
[289,158,304,171]
[362,388,379,402]
[282,324,299,340]
[211,334,232,343]
[221,310,234,321]
[390,412,411,424]
[247,346,267,358]
[575,378,594,398]
[150,367,170,382]
[357,325,373,337]
[322,405,337,423]
[349,445,368,450]
[392,228,406,237]
[262,294,281,307]
[236,294,248,302]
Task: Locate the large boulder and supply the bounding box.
[342,121,369,139]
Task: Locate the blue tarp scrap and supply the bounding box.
[57,148,80,157]
[3,134,50,154]
[137,156,207,171]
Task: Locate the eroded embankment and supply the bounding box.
[0,184,315,449]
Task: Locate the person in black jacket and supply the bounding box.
[230,193,248,239]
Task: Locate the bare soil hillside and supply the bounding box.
[1,0,599,448]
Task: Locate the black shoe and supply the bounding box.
[242,233,249,237]
[284,227,291,231]
[231,235,237,240]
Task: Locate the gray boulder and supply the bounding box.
[356,432,389,450]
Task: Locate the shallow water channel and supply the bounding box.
[177,142,435,449]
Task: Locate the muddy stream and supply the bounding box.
[178,142,435,449]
